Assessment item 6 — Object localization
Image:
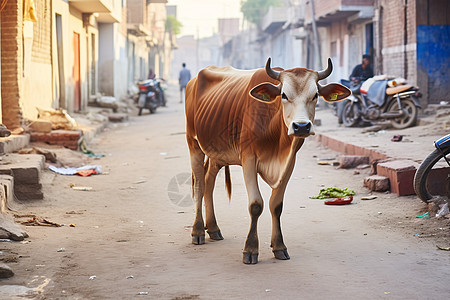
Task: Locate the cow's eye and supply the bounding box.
[282,92,289,101]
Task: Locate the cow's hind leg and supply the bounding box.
[242,159,263,264]
[204,159,223,240]
[188,139,206,245]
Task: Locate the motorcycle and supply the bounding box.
[137,78,166,116]
[341,76,421,129]
[414,133,450,203]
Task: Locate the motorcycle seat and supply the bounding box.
[386,85,412,95]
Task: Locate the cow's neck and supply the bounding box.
[253,105,305,189]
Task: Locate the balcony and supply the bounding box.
[262,6,288,34]
[69,0,113,13]
[97,0,122,23]
[305,0,374,26]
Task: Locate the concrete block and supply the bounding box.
[29,119,52,133]
[364,175,390,192]
[377,160,418,196]
[339,155,370,169]
[0,134,30,154]
[0,154,45,185]
[14,184,43,200]
[0,175,14,213]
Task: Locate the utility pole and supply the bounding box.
[310,0,322,70]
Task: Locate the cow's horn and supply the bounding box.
[317,58,333,80]
[265,57,280,80]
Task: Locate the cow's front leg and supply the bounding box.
[269,186,290,260]
[189,146,206,245]
[242,159,263,264]
[204,159,223,240]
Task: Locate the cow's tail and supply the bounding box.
[225,166,232,202]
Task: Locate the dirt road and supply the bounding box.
[1,88,450,299]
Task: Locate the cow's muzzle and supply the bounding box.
[291,121,313,137]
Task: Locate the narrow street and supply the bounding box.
[1,87,449,300]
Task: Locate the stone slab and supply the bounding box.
[0,134,30,154]
[0,154,45,184]
[0,214,28,241]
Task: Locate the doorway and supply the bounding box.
[73,32,81,111]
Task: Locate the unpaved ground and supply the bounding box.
[1,88,450,299]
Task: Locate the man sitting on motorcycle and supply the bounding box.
[337,54,374,123]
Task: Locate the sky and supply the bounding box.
[166,0,243,38]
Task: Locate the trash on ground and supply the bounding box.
[57,248,65,252]
[69,224,76,227]
[71,185,93,191]
[80,139,105,158]
[138,291,149,295]
[48,165,102,176]
[436,203,449,218]
[310,187,355,199]
[19,216,62,227]
[436,245,450,251]
[361,195,377,200]
[416,212,430,219]
[127,275,134,279]
[324,196,353,205]
[89,275,96,280]
[391,135,403,142]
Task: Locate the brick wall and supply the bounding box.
[1,0,22,130]
[380,0,417,85]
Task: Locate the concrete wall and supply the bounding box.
[22,0,53,120]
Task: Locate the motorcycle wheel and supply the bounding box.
[414,146,450,203]
[342,101,360,127]
[387,97,417,129]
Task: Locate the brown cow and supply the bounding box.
[185,58,350,264]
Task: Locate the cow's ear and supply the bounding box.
[318,83,351,102]
[249,82,281,103]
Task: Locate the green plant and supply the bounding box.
[165,15,182,35]
[240,0,281,25]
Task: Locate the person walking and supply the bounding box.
[179,63,191,103]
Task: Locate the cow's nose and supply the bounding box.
[292,122,311,136]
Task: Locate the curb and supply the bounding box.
[315,133,444,197]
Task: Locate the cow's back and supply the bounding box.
[186,66,256,164]
[185,65,287,167]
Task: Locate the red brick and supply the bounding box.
[377,160,419,196]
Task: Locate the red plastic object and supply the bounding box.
[324,196,353,205]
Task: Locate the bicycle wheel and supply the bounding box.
[413,146,450,203]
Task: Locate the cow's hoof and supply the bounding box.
[192,235,205,245]
[243,252,258,264]
[273,249,290,260]
[208,230,224,240]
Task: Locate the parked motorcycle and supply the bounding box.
[137,78,166,115]
[414,133,450,203]
[341,76,421,129]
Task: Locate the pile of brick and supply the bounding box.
[30,130,82,150]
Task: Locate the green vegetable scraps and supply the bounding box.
[310,187,356,199]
